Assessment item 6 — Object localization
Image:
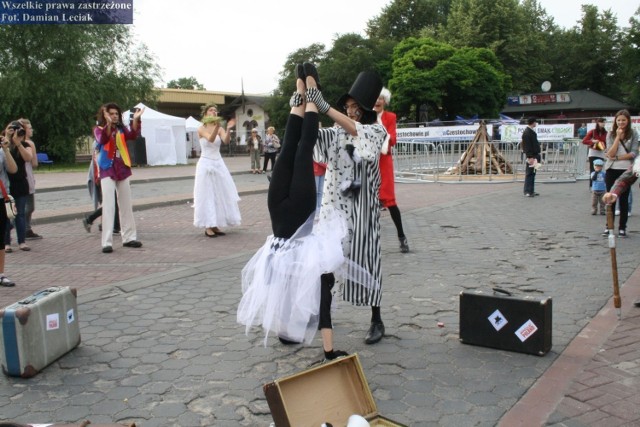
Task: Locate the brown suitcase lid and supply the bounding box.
[264,353,401,426]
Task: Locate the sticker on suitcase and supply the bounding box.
[488,309,508,331]
[46,313,60,331]
[515,319,538,342]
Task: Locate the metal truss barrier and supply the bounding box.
[393,138,589,184]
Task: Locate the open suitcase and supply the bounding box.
[459,288,552,356]
[1,286,81,378]
[264,353,407,427]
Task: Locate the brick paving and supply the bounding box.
[0,156,639,426]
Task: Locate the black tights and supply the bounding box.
[268,112,318,239]
[388,204,405,238]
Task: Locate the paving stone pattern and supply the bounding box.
[1,168,639,426]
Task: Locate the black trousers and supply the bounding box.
[263,152,277,171]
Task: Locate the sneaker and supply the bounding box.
[25,230,42,240]
[602,229,609,236]
[82,216,92,233]
[0,275,15,287]
[615,210,620,216]
[524,193,533,197]
[618,230,627,238]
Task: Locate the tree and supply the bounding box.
[389,37,509,121]
[620,7,640,109]
[167,76,205,90]
[366,0,452,41]
[552,5,622,98]
[0,25,159,162]
[263,43,326,133]
[442,0,554,93]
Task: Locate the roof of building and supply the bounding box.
[501,89,629,114]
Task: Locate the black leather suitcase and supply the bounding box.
[459,289,552,356]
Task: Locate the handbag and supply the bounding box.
[0,181,16,220]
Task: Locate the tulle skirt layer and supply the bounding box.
[237,208,379,345]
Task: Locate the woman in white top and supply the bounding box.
[193,104,241,238]
[604,109,639,237]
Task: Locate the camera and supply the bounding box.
[9,122,25,137]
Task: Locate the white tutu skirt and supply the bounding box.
[193,156,241,228]
[237,208,379,345]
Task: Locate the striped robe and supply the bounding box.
[315,122,387,306]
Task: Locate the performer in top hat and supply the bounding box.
[306,70,389,345]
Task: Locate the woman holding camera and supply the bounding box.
[4,121,33,253]
[0,124,18,285]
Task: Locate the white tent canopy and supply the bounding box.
[185,116,201,131]
[124,103,187,166]
[185,116,202,157]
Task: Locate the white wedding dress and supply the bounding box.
[193,136,241,228]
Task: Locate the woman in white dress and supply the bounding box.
[193,104,241,237]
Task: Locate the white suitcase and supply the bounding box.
[1,286,81,377]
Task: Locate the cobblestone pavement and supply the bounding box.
[1,158,639,426]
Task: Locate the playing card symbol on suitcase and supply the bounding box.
[1,286,81,378]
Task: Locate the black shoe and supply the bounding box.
[533,192,539,196]
[278,336,301,345]
[25,230,42,240]
[323,349,348,362]
[634,300,640,307]
[123,240,143,248]
[399,236,409,253]
[82,215,92,233]
[102,246,113,253]
[364,321,385,344]
[303,62,321,90]
[618,230,627,238]
[295,63,305,81]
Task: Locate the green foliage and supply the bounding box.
[620,7,640,109]
[264,43,326,133]
[443,0,554,93]
[167,76,205,90]
[366,0,451,41]
[389,37,509,121]
[0,25,159,163]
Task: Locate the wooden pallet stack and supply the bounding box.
[446,122,513,175]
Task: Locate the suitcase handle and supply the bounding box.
[18,287,60,305]
[492,287,512,296]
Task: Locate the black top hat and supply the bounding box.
[337,71,383,125]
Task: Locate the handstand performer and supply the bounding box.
[238,63,379,361]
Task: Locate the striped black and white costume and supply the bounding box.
[315,122,387,306]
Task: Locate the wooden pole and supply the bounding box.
[606,204,622,319]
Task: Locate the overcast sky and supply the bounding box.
[131,0,639,95]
